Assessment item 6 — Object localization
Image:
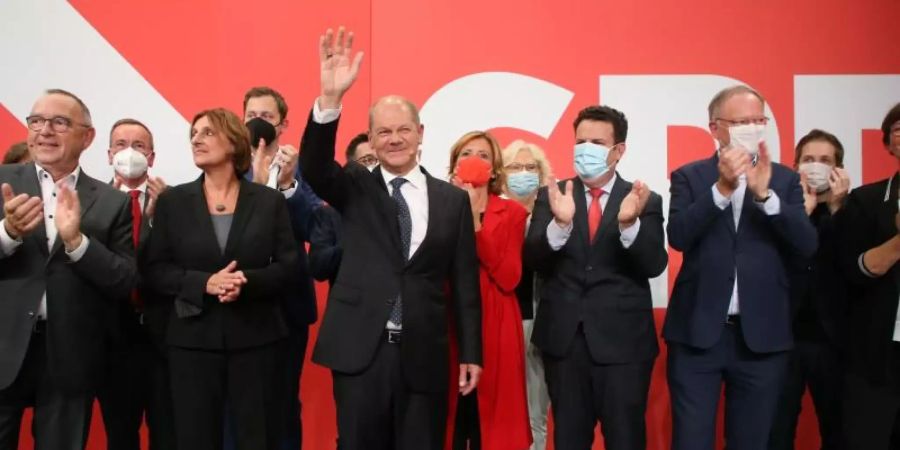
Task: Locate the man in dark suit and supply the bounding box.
[768,129,850,450]
[240,85,321,450]
[664,85,817,450]
[299,27,482,450]
[523,105,668,450]
[0,89,137,450]
[98,118,175,450]
[839,102,900,450]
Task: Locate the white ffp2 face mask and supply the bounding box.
[728,124,766,156]
[112,147,149,180]
[798,162,832,193]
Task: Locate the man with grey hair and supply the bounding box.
[0,89,137,449]
[663,85,817,450]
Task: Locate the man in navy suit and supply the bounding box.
[664,85,817,450]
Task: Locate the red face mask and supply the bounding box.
[456,156,493,187]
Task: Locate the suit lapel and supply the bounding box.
[877,172,900,244]
[702,154,737,237]
[188,176,222,258]
[49,171,99,259]
[17,163,49,256]
[595,174,627,243]
[222,179,257,261]
[406,171,440,267]
[371,166,405,264]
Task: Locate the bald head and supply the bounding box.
[369,95,420,130]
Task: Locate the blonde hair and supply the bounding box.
[501,140,552,186]
[447,131,505,195]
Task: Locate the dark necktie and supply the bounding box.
[128,190,143,310]
[389,177,411,326]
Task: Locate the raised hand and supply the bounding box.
[746,141,773,200]
[547,178,575,227]
[1,183,43,239]
[826,167,850,214]
[145,175,168,219]
[276,144,299,189]
[716,146,750,198]
[319,26,364,109]
[251,138,273,185]
[55,183,82,250]
[618,180,651,226]
[799,172,817,216]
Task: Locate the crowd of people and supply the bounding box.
[1,26,900,450]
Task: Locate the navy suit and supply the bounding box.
[664,153,817,450]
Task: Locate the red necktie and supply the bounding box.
[588,188,603,243]
[129,190,143,310]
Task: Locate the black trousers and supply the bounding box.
[543,326,654,450]
[768,338,844,450]
[169,340,284,450]
[0,324,93,450]
[843,344,900,450]
[332,334,448,450]
[668,320,789,450]
[98,319,175,450]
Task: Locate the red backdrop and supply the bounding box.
[2,1,899,448]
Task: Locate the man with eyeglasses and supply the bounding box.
[839,102,900,449]
[664,85,817,450]
[0,89,137,449]
[230,86,321,450]
[345,132,378,170]
[97,118,175,450]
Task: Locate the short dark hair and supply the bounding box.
[882,102,900,146]
[191,108,252,176]
[3,142,29,165]
[794,129,845,167]
[243,86,289,121]
[345,132,369,161]
[109,118,154,149]
[573,105,628,144]
[45,88,92,125]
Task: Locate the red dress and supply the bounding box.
[447,194,532,450]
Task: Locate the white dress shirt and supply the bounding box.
[711,174,781,316]
[545,174,641,250]
[0,165,91,319]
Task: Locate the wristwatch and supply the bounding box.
[753,189,773,203]
[278,179,297,192]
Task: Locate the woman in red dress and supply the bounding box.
[446,131,532,450]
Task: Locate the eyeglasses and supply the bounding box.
[25,115,91,133]
[714,117,769,127]
[356,155,378,166]
[505,162,539,172]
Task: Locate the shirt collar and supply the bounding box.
[119,180,148,195]
[381,164,426,190]
[35,164,80,189]
[583,173,617,194]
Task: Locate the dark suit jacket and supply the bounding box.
[839,173,900,384]
[143,176,299,350]
[0,163,137,393]
[788,202,848,348]
[308,204,342,285]
[664,153,818,353]
[524,175,667,364]
[246,167,321,329]
[299,112,482,393]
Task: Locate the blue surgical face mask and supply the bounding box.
[574,142,611,180]
[506,171,540,197]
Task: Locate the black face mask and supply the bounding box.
[246,117,277,148]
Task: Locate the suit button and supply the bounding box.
[27,311,35,318]
[585,265,593,271]
[386,299,395,305]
